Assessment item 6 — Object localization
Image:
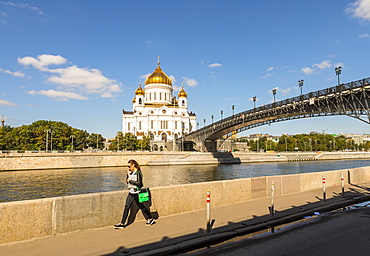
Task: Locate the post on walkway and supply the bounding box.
[271,181,275,217]
[341,173,345,198]
[322,175,326,202]
[206,190,211,233]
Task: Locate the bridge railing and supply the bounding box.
[188,77,370,136]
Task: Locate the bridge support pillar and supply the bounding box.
[204,140,217,152]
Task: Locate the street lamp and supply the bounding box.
[220,110,223,120]
[117,132,120,151]
[50,130,53,151]
[272,89,277,103]
[203,119,206,127]
[232,105,235,115]
[70,135,75,152]
[253,96,257,109]
[298,79,304,95]
[211,115,214,124]
[44,129,50,153]
[96,134,99,150]
[285,136,288,152]
[335,66,342,86]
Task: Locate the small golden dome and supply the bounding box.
[132,98,136,103]
[135,86,144,95]
[178,87,188,98]
[145,63,172,85]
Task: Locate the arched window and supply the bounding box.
[139,98,142,104]
[161,132,167,142]
[182,100,185,106]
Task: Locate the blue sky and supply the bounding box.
[1,0,370,138]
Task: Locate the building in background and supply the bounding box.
[122,59,197,151]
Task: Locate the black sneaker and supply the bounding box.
[146,219,156,226]
[114,223,125,229]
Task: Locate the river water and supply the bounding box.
[1,159,370,203]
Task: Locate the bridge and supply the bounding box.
[184,77,370,152]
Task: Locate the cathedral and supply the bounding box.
[122,59,197,151]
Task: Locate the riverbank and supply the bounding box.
[1,166,370,250]
[2,151,370,171]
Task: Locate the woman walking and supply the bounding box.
[114,159,155,228]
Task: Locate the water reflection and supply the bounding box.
[1,159,370,202]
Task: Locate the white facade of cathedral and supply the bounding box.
[122,61,197,151]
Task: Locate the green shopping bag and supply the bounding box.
[138,188,150,203]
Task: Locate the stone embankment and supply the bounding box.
[2,151,370,171]
[1,166,370,245]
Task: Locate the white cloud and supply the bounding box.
[301,60,338,75]
[27,89,88,101]
[182,77,198,87]
[312,60,331,69]
[207,63,223,68]
[346,0,370,21]
[0,1,44,15]
[0,99,17,106]
[0,68,24,77]
[262,73,272,79]
[279,87,293,96]
[18,54,67,71]
[19,54,122,99]
[359,33,370,37]
[267,67,274,71]
[139,73,151,80]
[301,67,315,75]
[169,75,177,85]
[173,85,182,92]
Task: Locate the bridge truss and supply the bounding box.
[185,77,370,152]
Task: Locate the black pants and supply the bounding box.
[121,192,152,224]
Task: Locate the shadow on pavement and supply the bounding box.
[104,186,370,256]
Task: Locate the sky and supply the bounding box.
[1,0,370,139]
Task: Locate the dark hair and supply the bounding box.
[128,159,141,171]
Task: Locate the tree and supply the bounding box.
[0,120,93,151]
[122,133,137,151]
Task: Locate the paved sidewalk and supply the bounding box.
[0,182,369,256]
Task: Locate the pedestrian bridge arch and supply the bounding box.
[184,77,370,152]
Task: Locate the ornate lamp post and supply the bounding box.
[220,110,223,120]
[272,89,277,103]
[253,96,257,108]
[335,66,342,86]
[211,115,214,124]
[232,105,235,115]
[203,119,206,127]
[298,79,304,95]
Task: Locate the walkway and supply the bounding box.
[0,182,369,256]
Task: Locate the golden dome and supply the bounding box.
[132,98,136,103]
[178,87,187,97]
[145,62,172,85]
[135,86,144,95]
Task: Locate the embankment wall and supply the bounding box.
[2,151,370,171]
[1,166,370,245]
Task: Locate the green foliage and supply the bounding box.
[0,120,100,151]
[109,133,151,151]
[244,133,356,152]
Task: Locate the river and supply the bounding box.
[1,159,370,202]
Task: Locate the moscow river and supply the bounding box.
[2,159,370,203]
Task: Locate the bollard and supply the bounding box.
[341,173,345,198]
[322,175,326,202]
[271,181,275,217]
[206,190,211,233]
